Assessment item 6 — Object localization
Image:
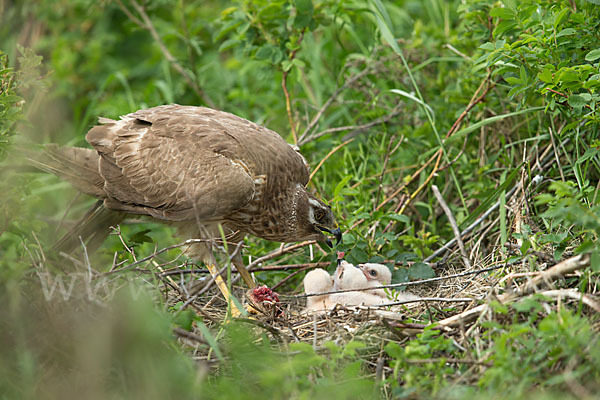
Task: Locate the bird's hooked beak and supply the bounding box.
[318,226,342,248]
[358,264,371,280]
[335,253,346,279]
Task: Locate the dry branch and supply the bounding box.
[432,184,471,268]
[436,254,592,328]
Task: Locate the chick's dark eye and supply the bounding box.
[369,270,377,277]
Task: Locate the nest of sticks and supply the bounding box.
[166,246,597,366]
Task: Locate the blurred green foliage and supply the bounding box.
[1,0,600,398]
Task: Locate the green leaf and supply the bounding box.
[585,49,600,62]
[500,172,507,246]
[479,42,495,51]
[386,213,410,224]
[575,240,595,254]
[407,263,435,280]
[129,229,153,245]
[538,69,553,83]
[489,7,514,20]
[539,232,568,244]
[195,321,224,361]
[390,89,435,121]
[347,248,368,264]
[512,297,543,313]
[333,175,353,198]
[218,38,239,52]
[568,94,586,109]
[392,268,409,285]
[255,45,274,61]
[460,167,520,230]
[519,65,527,83]
[494,20,517,36]
[294,0,314,29]
[556,28,576,38]
[558,68,580,82]
[553,7,570,28]
[173,308,196,331]
[370,0,402,54]
[450,107,544,143]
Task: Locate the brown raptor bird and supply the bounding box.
[33,105,341,308]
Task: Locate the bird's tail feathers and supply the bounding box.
[54,200,126,254]
[27,144,106,198]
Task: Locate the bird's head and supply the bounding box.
[358,263,392,285]
[294,189,341,247]
[334,259,367,290]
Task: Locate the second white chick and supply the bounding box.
[358,263,420,302]
[329,260,386,306]
[357,263,392,297]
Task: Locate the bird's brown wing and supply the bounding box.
[85,106,257,222]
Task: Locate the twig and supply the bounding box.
[282,30,305,144]
[246,241,317,271]
[173,327,212,347]
[308,138,354,183]
[178,262,235,310]
[443,44,470,60]
[432,185,471,268]
[424,184,520,263]
[271,265,313,290]
[436,254,592,328]
[116,0,215,107]
[549,126,565,181]
[373,297,476,307]
[518,254,591,295]
[159,262,331,276]
[254,262,331,271]
[298,56,395,144]
[538,289,600,313]
[106,238,214,275]
[375,135,400,208]
[404,358,491,367]
[301,105,403,144]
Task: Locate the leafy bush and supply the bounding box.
[1,0,599,398]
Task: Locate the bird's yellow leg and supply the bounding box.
[205,263,241,317]
[233,259,257,289]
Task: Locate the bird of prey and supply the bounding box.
[34,105,341,307]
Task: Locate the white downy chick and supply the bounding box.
[357,263,392,297]
[329,260,386,307]
[358,263,420,302]
[303,268,333,312]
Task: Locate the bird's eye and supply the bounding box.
[369,270,377,277]
[314,208,325,221]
